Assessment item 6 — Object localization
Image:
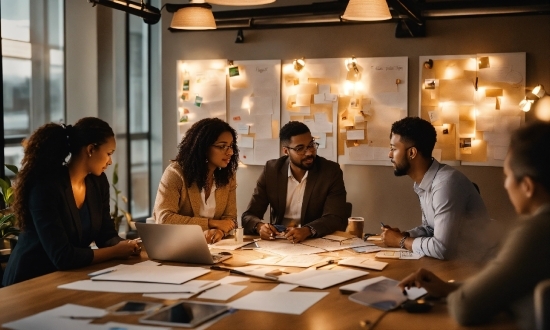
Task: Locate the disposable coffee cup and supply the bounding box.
[145,217,155,224]
[235,227,244,243]
[347,217,364,238]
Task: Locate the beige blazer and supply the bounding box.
[153,162,237,231]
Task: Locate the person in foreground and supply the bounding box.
[153,118,238,244]
[381,117,496,261]
[399,121,550,329]
[2,118,139,286]
[242,121,347,243]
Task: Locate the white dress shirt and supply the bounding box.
[283,164,308,227]
[199,183,217,219]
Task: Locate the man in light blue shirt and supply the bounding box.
[382,117,497,261]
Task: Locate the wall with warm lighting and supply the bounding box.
[160,4,550,234]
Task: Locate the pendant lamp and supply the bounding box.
[342,0,392,21]
[207,0,275,5]
[170,1,216,30]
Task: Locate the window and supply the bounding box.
[1,0,65,174]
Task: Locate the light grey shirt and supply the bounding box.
[408,159,495,260]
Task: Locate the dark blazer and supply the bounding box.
[2,168,122,286]
[242,156,347,237]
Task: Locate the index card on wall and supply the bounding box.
[346,130,365,140]
[239,136,254,149]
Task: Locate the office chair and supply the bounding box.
[472,182,480,194]
[535,279,550,330]
[345,202,353,219]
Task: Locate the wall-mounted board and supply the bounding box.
[176,60,227,144]
[419,52,525,167]
[228,60,281,165]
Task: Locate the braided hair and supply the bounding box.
[174,118,239,191]
[13,117,114,231]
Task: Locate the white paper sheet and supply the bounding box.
[197,284,246,301]
[59,279,217,293]
[247,255,333,268]
[2,304,108,330]
[236,123,249,135]
[277,268,367,289]
[238,136,254,149]
[301,238,371,252]
[90,264,209,284]
[313,132,326,148]
[271,284,299,292]
[255,239,326,256]
[253,114,273,140]
[346,130,365,140]
[229,291,328,315]
[250,96,273,115]
[338,257,387,270]
[210,238,252,250]
[341,276,427,300]
[254,139,279,164]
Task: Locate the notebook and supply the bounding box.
[135,223,232,264]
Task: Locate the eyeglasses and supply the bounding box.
[211,144,235,153]
[389,145,415,153]
[286,142,319,155]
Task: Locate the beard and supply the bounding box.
[291,155,316,170]
[392,158,410,176]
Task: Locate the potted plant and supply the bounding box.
[110,163,132,232]
[0,164,20,250]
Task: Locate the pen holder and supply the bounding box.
[235,227,244,243]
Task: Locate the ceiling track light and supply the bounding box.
[293,57,305,71]
[88,0,161,24]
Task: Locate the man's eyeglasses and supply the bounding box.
[211,144,235,152]
[286,142,319,155]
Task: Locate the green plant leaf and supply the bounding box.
[5,164,18,175]
[112,163,119,185]
[0,213,15,225]
[121,196,128,204]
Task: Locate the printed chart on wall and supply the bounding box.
[281,58,342,162]
[419,53,525,167]
[176,60,227,144]
[228,60,281,165]
[337,57,408,166]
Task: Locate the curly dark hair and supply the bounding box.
[509,121,550,192]
[175,118,239,191]
[280,121,311,146]
[390,117,437,158]
[13,117,114,231]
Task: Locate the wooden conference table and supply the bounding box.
[0,239,518,330]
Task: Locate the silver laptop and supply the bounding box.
[135,223,232,264]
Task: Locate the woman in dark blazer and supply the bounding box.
[2,117,139,286]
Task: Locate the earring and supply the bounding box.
[205,159,208,163]
[89,153,92,157]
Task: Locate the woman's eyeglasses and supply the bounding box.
[211,144,235,152]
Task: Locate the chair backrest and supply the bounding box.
[472,182,480,194]
[345,202,353,219]
[535,279,550,330]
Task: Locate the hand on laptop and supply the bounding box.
[112,239,140,258]
[208,219,236,234]
[204,229,225,244]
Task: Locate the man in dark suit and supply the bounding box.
[242,121,347,243]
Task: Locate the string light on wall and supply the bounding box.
[519,84,546,112]
[293,57,305,71]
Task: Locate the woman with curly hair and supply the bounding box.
[2,118,140,286]
[153,118,239,244]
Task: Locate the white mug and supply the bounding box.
[235,227,244,243]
